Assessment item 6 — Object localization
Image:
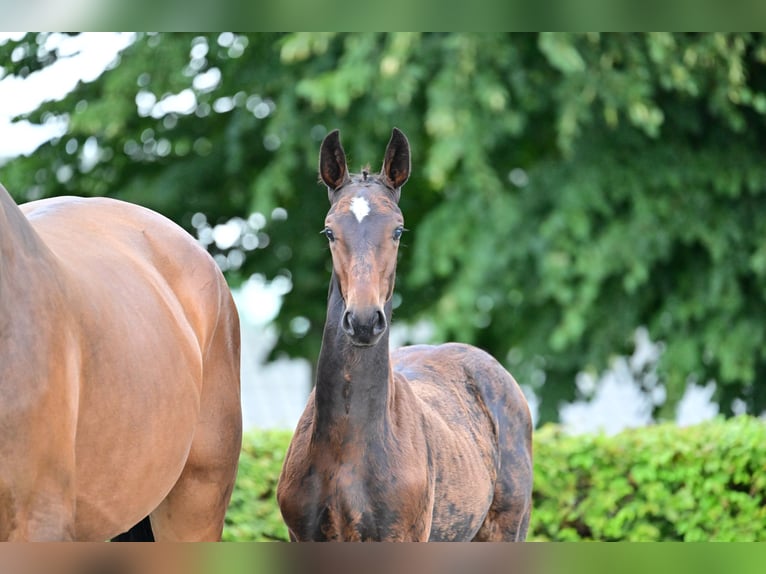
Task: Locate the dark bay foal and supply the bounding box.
[277,128,533,541]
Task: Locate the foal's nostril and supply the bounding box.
[372,309,387,336]
[341,310,355,335]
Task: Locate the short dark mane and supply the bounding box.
[348,169,393,190]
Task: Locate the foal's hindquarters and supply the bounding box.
[393,343,533,541]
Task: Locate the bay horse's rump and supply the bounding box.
[0,190,241,540]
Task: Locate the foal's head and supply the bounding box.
[319,128,411,347]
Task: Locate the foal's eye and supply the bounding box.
[321,227,335,242]
[393,227,404,241]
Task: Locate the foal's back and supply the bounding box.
[392,343,533,541]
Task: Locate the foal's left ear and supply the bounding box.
[381,127,410,196]
[319,129,350,194]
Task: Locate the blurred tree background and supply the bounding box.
[2,33,766,423]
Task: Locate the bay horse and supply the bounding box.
[0,184,242,541]
[277,128,533,541]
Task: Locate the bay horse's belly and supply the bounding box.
[22,197,213,540]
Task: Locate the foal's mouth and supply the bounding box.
[345,329,386,347]
[347,339,380,348]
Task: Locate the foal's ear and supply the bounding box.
[381,127,410,194]
[319,129,349,194]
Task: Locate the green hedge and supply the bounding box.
[223,416,766,542]
[222,429,291,542]
[531,416,766,541]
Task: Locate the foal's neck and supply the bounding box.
[313,274,394,444]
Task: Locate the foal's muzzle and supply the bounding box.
[341,307,387,346]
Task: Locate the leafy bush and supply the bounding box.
[225,416,766,541]
[222,429,291,542]
[530,416,766,541]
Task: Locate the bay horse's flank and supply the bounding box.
[0,185,242,540]
[277,128,533,541]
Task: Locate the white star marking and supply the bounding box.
[350,196,370,223]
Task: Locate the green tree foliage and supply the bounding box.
[3,33,766,421]
[227,417,766,541]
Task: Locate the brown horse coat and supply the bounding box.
[277,129,533,541]
[0,186,241,540]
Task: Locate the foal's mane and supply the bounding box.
[317,164,396,191]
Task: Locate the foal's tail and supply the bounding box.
[110,516,155,542]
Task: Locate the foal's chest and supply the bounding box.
[285,458,432,541]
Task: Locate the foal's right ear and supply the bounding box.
[381,127,410,192]
[319,129,349,195]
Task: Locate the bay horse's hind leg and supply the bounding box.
[111,516,154,541]
[148,295,242,541]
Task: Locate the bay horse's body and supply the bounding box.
[0,184,242,541]
[277,129,533,541]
